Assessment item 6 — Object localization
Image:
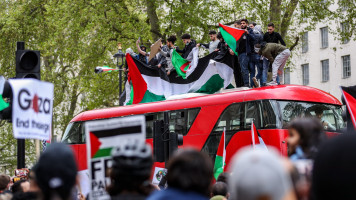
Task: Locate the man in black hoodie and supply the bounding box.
[176,33,196,59]
[263,23,286,46]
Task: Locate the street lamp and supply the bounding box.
[113,43,125,97]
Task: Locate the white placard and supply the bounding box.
[152,167,167,185]
[9,79,54,141]
[85,115,146,200]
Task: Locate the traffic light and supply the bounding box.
[16,42,40,80]
[153,120,165,162]
[0,76,12,120]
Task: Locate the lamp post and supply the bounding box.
[113,43,125,97]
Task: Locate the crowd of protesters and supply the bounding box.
[0,115,355,200]
[127,19,289,87]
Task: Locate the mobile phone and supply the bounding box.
[138,37,141,42]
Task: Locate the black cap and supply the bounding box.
[34,143,78,200]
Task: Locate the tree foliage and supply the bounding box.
[0,0,352,172]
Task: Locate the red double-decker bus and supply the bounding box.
[62,85,344,172]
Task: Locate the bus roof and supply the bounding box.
[71,85,341,122]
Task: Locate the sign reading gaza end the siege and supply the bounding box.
[85,115,146,200]
[9,79,54,141]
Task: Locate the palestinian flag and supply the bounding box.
[124,53,167,105]
[341,85,356,130]
[124,49,234,105]
[213,128,226,180]
[0,76,9,111]
[219,23,245,55]
[171,47,199,79]
[95,66,119,73]
[251,122,268,151]
[89,124,142,158]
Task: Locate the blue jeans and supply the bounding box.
[238,53,250,86]
[262,58,279,85]
[249,53,262,86]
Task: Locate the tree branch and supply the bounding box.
[289,36,300,51]
[280,0,299,38]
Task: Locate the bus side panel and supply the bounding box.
[183,104,230,149]
[258,129,288,156]
[225,129,288,169]
[70,144,88,171]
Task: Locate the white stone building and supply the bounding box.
[287,12,355,100]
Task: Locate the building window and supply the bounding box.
[302,64,309,85]
[342,55,351,78]
[284,68,290,84]
[302,32,308,53]
[341,22,350,44]
[321,59,329,82]
[320,27,328,48]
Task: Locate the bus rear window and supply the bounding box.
[278,101,345,131]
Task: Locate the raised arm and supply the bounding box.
[136,40,147,56]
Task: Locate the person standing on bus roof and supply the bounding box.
[257,42,290,86]
[176,33,197,59]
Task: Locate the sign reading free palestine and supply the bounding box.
[85,115,146,200]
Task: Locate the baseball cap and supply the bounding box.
[34,143,77,200]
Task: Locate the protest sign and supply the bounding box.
[148,38,162,62]
[85,115,146,200]
[9,79,54,141]
[152,167,167,185]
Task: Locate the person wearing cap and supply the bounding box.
[107,141,154,200]
[33,143,80,200]
[257,42,291,86]
[176,33,197,59]
[229,147,297,200]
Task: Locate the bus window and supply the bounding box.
[260,100,281,129]
[278,101,345,131]
[62,122,84,144]
[145,113,164,138]
[169,108,200,136]
[202,103,244,159]
[244,101,262,129]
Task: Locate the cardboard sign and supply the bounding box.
[152,167,167,185]
[9,79,54,141]
[148,38,162,62]
[85,115,146,200]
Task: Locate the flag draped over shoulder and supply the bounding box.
[124,48,235,105]
[219,23,245,55]
[171,47,199,79]
[341,85,356,130]
[214,128,226,180]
